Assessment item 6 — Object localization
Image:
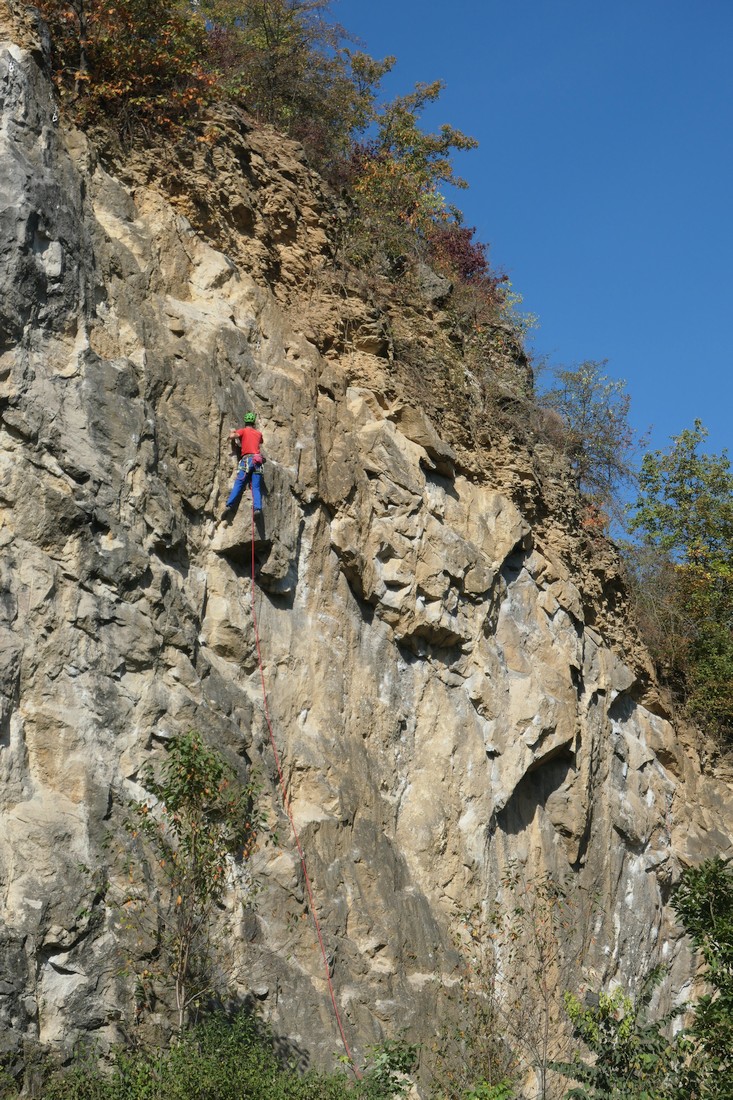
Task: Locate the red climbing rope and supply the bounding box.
[249,502,361,1077]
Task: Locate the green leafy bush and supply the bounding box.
[359,1039,418,1099]
[9,1016,420,1100]
[552,973,692,1100]
[555,862,733,1099]
[40,1014,356,1099]
[117,731,263,1030]
[464,1083,514,1100]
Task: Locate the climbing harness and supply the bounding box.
[248,503,361,1078]
[238,454,262,477]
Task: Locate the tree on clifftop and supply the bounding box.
[36,0,391,155]
[202,0,394,162]
[541,360,640,508]
[346,80,478,265]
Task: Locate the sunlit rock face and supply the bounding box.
[1,8,732,1078]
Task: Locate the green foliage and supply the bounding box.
[119,731,263,1030]
[494,280,539,340]
[552,972,691,1100]
[628,422,733,736]
[554,859,733,1100]
[358,1039,418,1099]
[671,857,733,1096]
[541,360,640,509]
[41,1013,358,1100]
[464,1081,514,1100]
[630,421,733,561]
[0,1067,19,1100]
[32,1023,422,1100]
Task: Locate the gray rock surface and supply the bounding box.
[0,15,731,1094]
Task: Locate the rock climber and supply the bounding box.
[222,411,265,517]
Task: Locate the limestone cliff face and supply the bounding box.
[1,10,732,1084]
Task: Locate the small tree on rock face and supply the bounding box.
[554,863,733,1100]
[488,865,595,1100]
[118,731,262,1031]
[427,903,517,1099]
[540,360,641,510]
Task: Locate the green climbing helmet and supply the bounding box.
[244,411,257,425]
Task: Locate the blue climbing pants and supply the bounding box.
[226,456,262,511]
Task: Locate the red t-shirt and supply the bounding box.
[234,427,263,456]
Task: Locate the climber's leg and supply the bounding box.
[251,468,263,512]
[225,459,248,508]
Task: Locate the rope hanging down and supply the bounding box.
[249,503,361,1077]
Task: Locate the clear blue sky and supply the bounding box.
[333,0,733,458]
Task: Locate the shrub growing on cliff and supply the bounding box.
[37,0,390,157]
[427,904,517,1099]
[487,866,597,1100]
[425,221,510,337]
[36,0,215,133]
[552,975,692,1100]
[203,0,393,163]
[41,1013,357,1099]
[34,1019,422,1099]
[117,731,263,1031]
[555,862,733,1099]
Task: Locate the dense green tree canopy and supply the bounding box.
[630,421,733,564]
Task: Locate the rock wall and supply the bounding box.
[1,10,732,1089]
